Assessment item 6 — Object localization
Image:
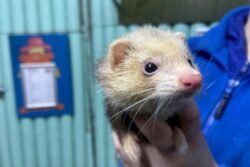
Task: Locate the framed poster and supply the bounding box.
[9,35,73,118]
[21,63,57,109]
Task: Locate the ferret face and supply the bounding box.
[97,27,202,110]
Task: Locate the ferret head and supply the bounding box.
[97,26,201,110]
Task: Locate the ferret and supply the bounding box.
[96,26,202,167]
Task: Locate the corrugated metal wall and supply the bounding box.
[0,0,213,167]
[0,0,94,167]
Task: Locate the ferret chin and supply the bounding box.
[96,26,202,166]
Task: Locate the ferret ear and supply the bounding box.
[175,32,186,40]
[109,38,130,68]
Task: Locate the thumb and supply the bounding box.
[134,116,174,150]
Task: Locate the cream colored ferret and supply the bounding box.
[96,26,202,167]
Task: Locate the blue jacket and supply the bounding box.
[189,5,250,167]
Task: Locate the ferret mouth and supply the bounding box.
[152,91,194,108]
[178,90,197,98]
[173,89,199,101]
[158,89,198,100]
[159,90,197,106]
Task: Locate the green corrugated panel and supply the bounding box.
[189,22,208,36]
[128,24,139,32]
[0,0,11,34]
[34,0,53,166]
[0,1,24,167]
[70,33,93,167]
[0,0,94,167]
[38,0,53,33]
[172,23,190,36]
[19,1,38,167]
[1,34,24,167]
[92,26,107,167]
[158,24,172,31]
[103,26,118,167]
[91,0,119,27]
[91,0,104,27]
[91,24,136,167]
[115,25,128,37]
[9,0,25,33]
[0,36,11,167]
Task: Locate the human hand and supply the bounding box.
[113,101,218,167]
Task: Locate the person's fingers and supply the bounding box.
[112,132,123,156]
[112,132,134,164]
[134,117,174,151]
[178,100,201,141]
[112,132,141,167]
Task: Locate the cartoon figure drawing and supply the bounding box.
[19,37,64,113]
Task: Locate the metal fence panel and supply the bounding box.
[0,0,94,167]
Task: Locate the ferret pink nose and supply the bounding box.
[179,74,202,91]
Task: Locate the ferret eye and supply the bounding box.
[144,63,158,75]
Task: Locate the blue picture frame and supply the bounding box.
[9,34,74,118]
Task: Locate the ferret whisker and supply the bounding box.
[112,88,155,102]
[122,95,153,132]
[121,96,152,113]
[203,81,216,91]
[199,91,208,97]
[197,89,213,99]
[198,56,214,69]
[156,89,175,93]
[196,81,216,98]
[121,110,129,133]
[96,83,104,87]
[110,90,155,125]
[191,53,197,59]
[152,110,159,138]
[95,83,102,87]
[110,111,125,125]
[137,112,157,137]
[128,95,153,133]
[95,84,107,94]
[168,90,178,105]
[137,95,169,137]
[96,89,104,94]
[155,97,165,116]
[152,97,167,136]
[109,95,152,122]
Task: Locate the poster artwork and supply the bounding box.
[10,35,73,117]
